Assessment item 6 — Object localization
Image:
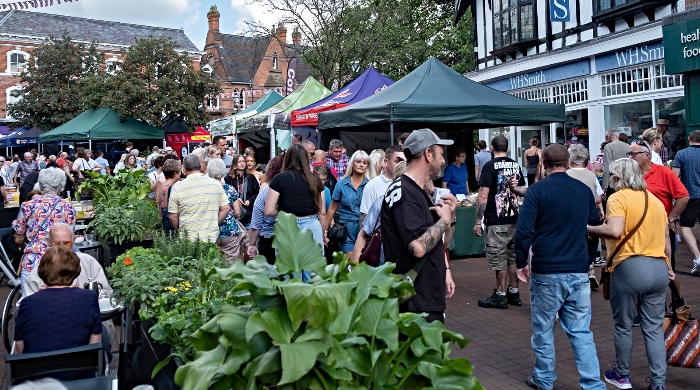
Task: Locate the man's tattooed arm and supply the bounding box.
[408,218,450,258]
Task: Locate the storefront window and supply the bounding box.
[655,97,686,162]
[562,109,589,149]
[604,101,653,142]
[488,127,511,151]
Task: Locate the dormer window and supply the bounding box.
[6,50,29,75]
[202,64,213,75]
[272,50,279,70]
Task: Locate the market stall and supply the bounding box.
[208,90,284,141]
[165,126,210,157]
[1,126,43,155]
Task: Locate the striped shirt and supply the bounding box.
[168,173,228,242]
[250,186,276,238]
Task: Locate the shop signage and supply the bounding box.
[595,41,664,72]
[663,18,700,74]
[549,0,570,22]
[483,60,590,92]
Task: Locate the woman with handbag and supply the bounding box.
[226,155,260,229]
[325,150,369,255]
[587,158,674,390]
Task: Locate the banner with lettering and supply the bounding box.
[286,57,297,96]
[0,0,78,10]
[549,0,570,22]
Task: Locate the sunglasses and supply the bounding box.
[50,241,73,247]
[626,151,647,157]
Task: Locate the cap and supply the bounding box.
[164,146,174,151]
[403,128,454,156]
[657,118,670,126]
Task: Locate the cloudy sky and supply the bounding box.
[26,0,281,50]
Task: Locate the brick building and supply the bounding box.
[202,6,314,119]
[0,10,202,123]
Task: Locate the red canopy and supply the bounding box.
[165,126,210,157]
[292,103,349,127]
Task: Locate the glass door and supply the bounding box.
[517,127,546,186]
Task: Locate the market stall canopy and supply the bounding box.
[208,90,284,136]
[318,57,566,131]
[290,67,394,127]
[39,108,165,142]
[239,77,331,133]
[2,126,43,147]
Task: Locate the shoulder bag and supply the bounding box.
[601,190,648,300]
[359,215,382,267]
[238,176,249,219]
[663,281,699,368]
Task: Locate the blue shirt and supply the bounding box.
[362,196,385,265]
[474,150,492,181]
[95,157,109,174]
[250,186,276,238]
[324,187,331,212]
[442,162,468,195]
[673,145,700,198]
[332,177,368,224]
[219,184,241,237]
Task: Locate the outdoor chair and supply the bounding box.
[5,343,105,386]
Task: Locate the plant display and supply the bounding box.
[107,235,227,313]
[78,169,151,207]
[174,212,482,390]
[89,199,161,245]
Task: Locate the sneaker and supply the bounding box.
[692,259,700,276]
[507,290,522,306]
[604,367,632,389]
[647,386,665,390]
[478,289,508,309]
[593,257,606,267]
[525,375,544,389]
[633,315,641,327]
[589,269,600,289]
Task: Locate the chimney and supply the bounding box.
[206,6,221,46]
[292,28,301,46]
[276,23,287,44]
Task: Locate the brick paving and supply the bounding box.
[446,225,700,389]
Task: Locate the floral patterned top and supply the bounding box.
[12,195,76,272]
[219,184,241,238]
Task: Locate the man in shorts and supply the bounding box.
[673,130,700,274]
[474,135,525,309]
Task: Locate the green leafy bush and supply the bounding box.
[89,199,161,245]
[78,169,151,207]
[175,212,482,390]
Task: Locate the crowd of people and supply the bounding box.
[4,125,700,390]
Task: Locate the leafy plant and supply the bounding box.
[78,169,151,207]
[89,199,161,245]
[175,212,482,390]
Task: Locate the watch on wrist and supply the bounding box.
[669,216,676,223]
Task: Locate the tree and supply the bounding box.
[82,36,221,131]
[8,33,104,130]
[250,0,473,88]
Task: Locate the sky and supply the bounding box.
[25,0,282,50]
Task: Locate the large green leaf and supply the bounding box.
[215,305,253,345]
[417,361,484,390]
[280,282,356,330]
[272,212,326,275]
[345,262,396,301]
[246,307,294,344]
[278,341,329,385]
[175,344,227,390]
[354,298,399,353]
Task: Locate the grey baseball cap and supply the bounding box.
[403,128,454,156]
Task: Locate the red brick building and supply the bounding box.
[0,10,202,123]
[202,6,314,119]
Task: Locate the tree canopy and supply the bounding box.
[251,0,473,88]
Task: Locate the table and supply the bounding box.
[76,240,105,267]
[101,303,126,322]
[450,206,485,257]
[60,376,116,390]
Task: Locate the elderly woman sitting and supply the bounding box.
[14,246,102,355]
[12,168,76,294]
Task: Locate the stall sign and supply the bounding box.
[663,18,700,74]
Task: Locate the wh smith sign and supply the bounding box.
[550,0,570,22]
[484,60,590,92]
[595,41,664,72]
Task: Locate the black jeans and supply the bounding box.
[259,236,275,265]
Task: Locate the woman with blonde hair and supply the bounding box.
[207,145,221,160]
[587,158,673,390]
[325,150,369,254]
[368,151,385,180]
[640,128,664,165]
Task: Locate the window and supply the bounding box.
[604,100,652,141]
[5,50,29,74]
[655,97,686,161]
[272,57,278,70]
[105,57,123,75]
[201,64,213,75]
[205,94,220,111]
[596,0,637,13]
[492,0,535,51]
[6,86,23,119]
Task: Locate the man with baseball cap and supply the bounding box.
[381,129,457,323]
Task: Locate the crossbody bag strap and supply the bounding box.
[605,190,648,270]
[241,176,248,202]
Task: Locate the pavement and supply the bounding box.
[1,228,700,389]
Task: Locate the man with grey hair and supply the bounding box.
[14,152,40,186]
[602,128,629,197]
[326,139,348,178]
[168,154,230,242]
[146,146,160,167]
[190,146,209,172]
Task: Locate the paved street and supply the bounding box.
[447,226,700,389]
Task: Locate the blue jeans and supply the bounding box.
[295,215,323,282]
[530,273,605,390]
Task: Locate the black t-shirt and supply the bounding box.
[381,176,446,313]
[269,169,318,216]
[477,156,524,226]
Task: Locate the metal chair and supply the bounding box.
[0,226,21,352]
[5,343,105,385]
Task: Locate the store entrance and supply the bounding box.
[516,127,546,185]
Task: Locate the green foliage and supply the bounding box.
[7,33,105,130]
[89,199,161,245]
[175,212,482,389]
[81,36,221,131]
[153,230,224,262]
[78,169,151,207]
[107,236,226,314]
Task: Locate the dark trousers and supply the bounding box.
[259,236,275,264]
[670,228,677,271]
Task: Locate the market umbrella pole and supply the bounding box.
[390,122,394,146]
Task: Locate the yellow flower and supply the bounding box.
[164,286,178,293]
